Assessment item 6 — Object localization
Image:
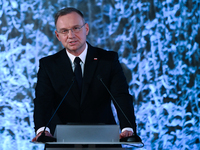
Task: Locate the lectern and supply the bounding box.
[44,125,138,150]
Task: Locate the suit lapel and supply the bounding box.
[54,49,81,106]
[81,44,98,105]
[54,44,99,107]
[54,49,73,81]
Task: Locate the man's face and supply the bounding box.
[55,12,89,56]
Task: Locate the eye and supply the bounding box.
[73,26,80,31]
[59,29,68,34]
[62,29,68,33]
[74,26,79,29]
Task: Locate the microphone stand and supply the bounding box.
[37,78,75,143]
[98,76,142,143]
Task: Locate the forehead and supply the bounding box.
[56,12,84,28]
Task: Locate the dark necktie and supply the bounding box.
[74,57,82,92]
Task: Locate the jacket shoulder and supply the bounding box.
[90,45,118,60]
[39,48,66,62]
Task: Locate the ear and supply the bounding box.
[55,30,61,41]
[85,23,89,35]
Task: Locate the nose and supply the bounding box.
[68,29,75,38]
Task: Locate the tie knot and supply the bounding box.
[74,57,81,64]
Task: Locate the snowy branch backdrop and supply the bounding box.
[0,0,200,149]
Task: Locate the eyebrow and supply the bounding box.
[59,25,81,29]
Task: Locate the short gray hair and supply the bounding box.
[54,7,85,26]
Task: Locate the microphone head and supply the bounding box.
[120,134,142,142]
[72,76,76,82]
[36,132,57,143]
[97,75,102,80]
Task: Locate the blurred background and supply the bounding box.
[0,0,200,149]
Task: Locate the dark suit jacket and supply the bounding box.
[34,43,136,134]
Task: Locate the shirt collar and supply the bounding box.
[66,43,88,64]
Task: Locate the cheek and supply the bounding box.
[60,37,68,43]
[74,34,82,41]
[77,33,86,41]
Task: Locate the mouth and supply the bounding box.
[68,41,77,46]
[69,40,77,43]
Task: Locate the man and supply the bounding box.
[32,7,137,142]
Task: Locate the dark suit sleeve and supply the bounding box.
[109,52,137,132]
[33,58,55,132]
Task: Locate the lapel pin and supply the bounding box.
[94,58,98,60]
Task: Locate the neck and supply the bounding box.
[67,43,86,56]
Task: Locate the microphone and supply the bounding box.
[97,75,142,143]
[37,77,75,143]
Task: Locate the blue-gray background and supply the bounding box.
[0,0,200,149]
